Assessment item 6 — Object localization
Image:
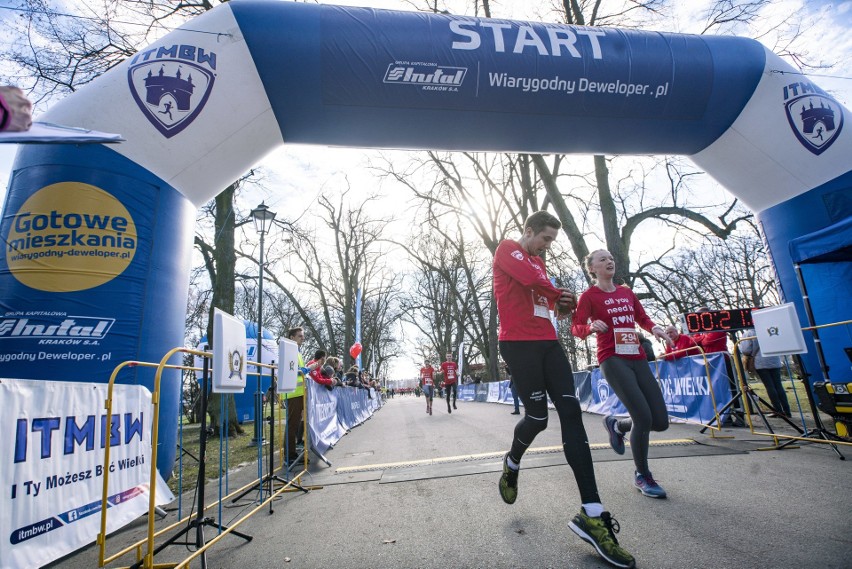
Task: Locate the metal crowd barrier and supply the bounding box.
[649,345,729,438]
[97,347,316,569]
[731,319,852,453]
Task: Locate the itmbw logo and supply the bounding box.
[128,44,217,138]
[783,81,843,156]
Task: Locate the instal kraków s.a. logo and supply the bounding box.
[384,63,467,91]
[128,44,217,138]
[0,316,115,341]
[783,81,843,156]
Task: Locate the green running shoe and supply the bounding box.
[568,508,636,568]
[498,452,518,504]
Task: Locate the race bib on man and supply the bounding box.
[614,327,640,355]
[533,292,550,319]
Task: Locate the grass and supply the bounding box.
[169,407,289,496]
[745,375,808,410]
[742,375,847,433]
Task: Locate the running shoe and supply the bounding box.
[603,415,625,455]
[568,508,635,568]
[498,452,518,504]
[634,472,667,499]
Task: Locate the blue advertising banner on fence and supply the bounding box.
[307,381,346,456]
[485,354,731,423]
[584,353,733,423]
[458,384,476,401]
[306,382,381,456]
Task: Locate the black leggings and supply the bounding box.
[599,356,669,476]
[500,340,600,505]
[445,383,457,406]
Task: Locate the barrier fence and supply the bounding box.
[96,347,384,569]
[730,320,852,452]
[9,323,849,567]
[458,351,732,431]
[460,323,852,452]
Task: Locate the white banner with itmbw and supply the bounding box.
[0,378,174,569]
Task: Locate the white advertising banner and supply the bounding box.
[212,308,248,394]
[0,378,174,569]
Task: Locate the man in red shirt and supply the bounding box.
[419,362,435,415]
[494,210,635,569]
[440,352,459,413]
[662,325,702,360]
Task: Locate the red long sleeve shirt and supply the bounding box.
[440,361,458,385]
[420,366,435,387]
[572,285,658,364]
[663,334,702,360]
[307,359,334,386]
[693,331,728,354]
[493,240,563,341]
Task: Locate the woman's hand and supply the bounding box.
[0,86,33,132]
[590,320,609,334]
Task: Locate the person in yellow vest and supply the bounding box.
[283,327,315,464]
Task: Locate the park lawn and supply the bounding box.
[168,408,288,495]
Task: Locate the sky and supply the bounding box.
[1,0,851,379]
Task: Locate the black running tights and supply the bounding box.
[500,340,600,505]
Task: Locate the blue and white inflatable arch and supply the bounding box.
[1,1,849,475]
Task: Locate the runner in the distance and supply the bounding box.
[494,211,635,569]
[440,352,458,413]
[572,249,673,499]
[419,362,435,415]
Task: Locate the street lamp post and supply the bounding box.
[251,202,276,445]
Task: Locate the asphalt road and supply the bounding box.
[50,395,852,569]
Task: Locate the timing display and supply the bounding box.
[681,308,756,333]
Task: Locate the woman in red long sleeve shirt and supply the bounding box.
[572,250,672,499]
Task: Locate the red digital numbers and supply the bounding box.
[683,308,754,332]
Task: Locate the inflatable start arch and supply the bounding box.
[1,2,850,476]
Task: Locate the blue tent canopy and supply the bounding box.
[789,216,852,265]
[787,217,852,383]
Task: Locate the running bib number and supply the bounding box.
[613,328,640,355]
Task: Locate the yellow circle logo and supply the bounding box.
[5,182,138,292]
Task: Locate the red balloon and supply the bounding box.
[350,342,362,359]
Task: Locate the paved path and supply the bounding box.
[52,395,851,569]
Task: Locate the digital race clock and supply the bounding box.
[680,308,757,333]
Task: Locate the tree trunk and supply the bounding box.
[205,183,244,437]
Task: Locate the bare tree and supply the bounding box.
[396,215,492,369]
[257,189,402,375]
[637,221,781,324]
